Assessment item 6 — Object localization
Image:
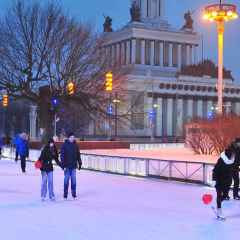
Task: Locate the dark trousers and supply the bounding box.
[233,170,240,197]
[64,168,77,198]
[15,150,19,161]
[20,155,26,172]
[216,186,230,208]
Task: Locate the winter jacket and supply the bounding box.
[13,135,21,152]
[18,138,29,157]
[213,152,234,190]
[60,140,82,169]
[39,145,61,172]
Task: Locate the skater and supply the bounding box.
[38,139,62,201]
[231,138,240,200]
[60,132,82,200]
[18,133,29,173]
[0,136,3,160]
[212,145,235,220]
[13,134,21,162]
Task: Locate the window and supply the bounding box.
[154,41,160,66]
[172,43,178,67]
[181,44,187,66]
[136,39,142,64]
[131,93,144,130]
[163,42,169,67]
[145,40,151,65]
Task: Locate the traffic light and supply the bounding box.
[105,72,113,92]
[2,94,8,107]
[67,82,75,95]
[51,96,59,110]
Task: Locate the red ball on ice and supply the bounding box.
[202,194,213,205]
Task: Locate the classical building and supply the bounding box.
[98,0,240,139]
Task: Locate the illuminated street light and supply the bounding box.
[203,0,238,115]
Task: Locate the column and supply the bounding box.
[169,43,173,67]
[167,98,173,136]
[160,42,164,67]
[177,44,182,70]
[187,99,193,122]
[150,41,155,66]
[131,39,136,64]
[176,98,183,137]
[29,105,37,140]
[121,41,125,65]
[141,40,146,65]
[186,45,190,65]
[197,100,203,118]
[126,41,131,65]
[156,97,163,136]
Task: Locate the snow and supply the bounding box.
[0,159,239,240]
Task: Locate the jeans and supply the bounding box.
[233,169,240,197]
[64,168,77,198]
[20,155,26,172]
[41,171,55,199]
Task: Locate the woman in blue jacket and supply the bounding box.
[18,133,29,173]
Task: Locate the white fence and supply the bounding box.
[2,147,214,185]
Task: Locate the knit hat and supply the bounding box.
[67,132,75,138]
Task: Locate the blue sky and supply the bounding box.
[0,0,239,80]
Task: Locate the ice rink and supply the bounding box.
[0,159,239,240]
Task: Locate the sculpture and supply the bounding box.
[130,1,141,22]
[181,11,194,31]
[103,16,113,32]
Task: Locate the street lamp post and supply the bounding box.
[203,0,238,115]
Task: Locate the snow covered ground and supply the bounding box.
[0,159,239,240]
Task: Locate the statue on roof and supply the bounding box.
[181,11,194,31]
[103,16,113,32]
[130,1,141,22]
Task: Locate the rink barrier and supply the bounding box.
[2,148,215,185]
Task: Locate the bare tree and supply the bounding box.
[0,1,127,136]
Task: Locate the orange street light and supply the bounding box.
[203,1,238,115]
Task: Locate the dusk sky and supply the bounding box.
[0,0,239,80]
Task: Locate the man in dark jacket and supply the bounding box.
[60,133,82,199]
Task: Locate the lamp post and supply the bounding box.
[203,0,238,115]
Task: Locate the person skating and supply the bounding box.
[18,133,29,173]
[230,138,240,200]
[39,139,62,201]
[60,133,82,200]
[212,145,235,220]
[13,134,21,162]
[0,136,3,160]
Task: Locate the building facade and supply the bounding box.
[97,0,240,139]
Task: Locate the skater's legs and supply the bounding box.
[233,169,240,197]
[70,169,77,197]
[41,171,48,199]
[64,169,71,198]
[20,155,26,172]
[47,171,55,199]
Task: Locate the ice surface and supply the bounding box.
[0,159,239,240]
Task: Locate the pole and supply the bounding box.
[109,93,112,140]
[54,113,56,136]
[114,92,118,139]
[217,21,224,115]
[151,77,155,141]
